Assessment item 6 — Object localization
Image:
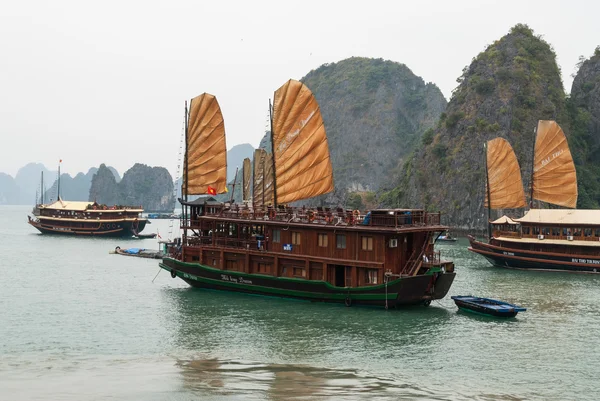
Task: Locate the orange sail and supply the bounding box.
[485,138,527,209]
[532,120,577,208]
[252,149,274,209]
[183,93,228,196]
[242,157,251,202]
[271,79,334,204]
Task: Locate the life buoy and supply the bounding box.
[170,270,177,278]
[344,296,352,307]
[101,223,105,229]
[423,299,431,307]
[112,223,116,229]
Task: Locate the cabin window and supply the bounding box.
[523,227,530,235]
[542,227,550,236]
[272,229,281,243]
[318,233,328,247]
[336,234,346,249]
[293,267,306,277]
[258,263,269,274]
[563,228,568,236]
[585,228,592,237]
[595,228,600,237]
[574,228,582,237]
[366,269,378,284]
[533,227,540,235]
[361,236,373,251]
[292,232,301,245]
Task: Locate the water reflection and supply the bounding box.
[175,357,443,400]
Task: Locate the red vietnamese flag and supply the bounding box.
[207,186,216,195]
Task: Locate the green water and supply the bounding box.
[1,205,598,400]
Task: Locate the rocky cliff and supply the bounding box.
[89,164,120,205]
[384,24,567,228]
[568,47,600,208]
[302,57,446,199]
[89,163,175,212]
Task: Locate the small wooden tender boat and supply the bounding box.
[436,232,458,242]
[112,246,164,259]
[451,296,526,318]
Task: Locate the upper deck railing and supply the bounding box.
[183,204,442,229]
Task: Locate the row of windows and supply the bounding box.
[273,230,373,250]
[523,227,600,237]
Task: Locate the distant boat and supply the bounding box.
[28,199,148,237]
[28,161,148,237]
[436,231,457,242]
[451,296,526,318]
[468,121,600,274]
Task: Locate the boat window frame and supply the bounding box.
[318,233,328,248]
[336,234,346,249]
[272,229,281,243]
[292,231,301,245]
[361,236,373,251]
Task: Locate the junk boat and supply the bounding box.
[468,121,600,273]
[451,296,526,318]
[28,199,147,237]
[27,162,148,237]
[160,79,456,308]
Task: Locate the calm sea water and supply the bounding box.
[1,205,599,400]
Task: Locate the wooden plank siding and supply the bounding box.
[182,213,437,288]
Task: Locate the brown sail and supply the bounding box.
[242,157,251,202]
[532,120,577,208]
[485,138,527,209]
[183,93,228,195]
[252,149,274,209]
[271,79,334,204]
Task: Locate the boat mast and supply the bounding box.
[57,160,61,201]
[183,100,189,248]
[529,123,537,209]
[41,171,44,205]
[230,166,238,204]
[484,142,492,240]
[269,99,277,209]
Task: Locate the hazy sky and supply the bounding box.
[1,0,598,179]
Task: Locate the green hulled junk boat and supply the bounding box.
[160,80,456,308]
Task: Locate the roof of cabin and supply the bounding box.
[491,215,519,225]
[516,209,600,225]
[41,200,94,211]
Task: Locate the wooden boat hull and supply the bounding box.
[468,235,600,274]
[28,216,147,238]
[161,258,456,308]
[451,296,526,318]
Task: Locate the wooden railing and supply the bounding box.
[187,206,443,229]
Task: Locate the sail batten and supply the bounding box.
[485,138,527,209]
[183,93,228,196]
[532,120,577,208]
[272,79,333,204]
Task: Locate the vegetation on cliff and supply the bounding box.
[300,57,446,205]
[568,46,600,208]
[383,24,567,228]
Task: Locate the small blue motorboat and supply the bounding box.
[451,296,526,318]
